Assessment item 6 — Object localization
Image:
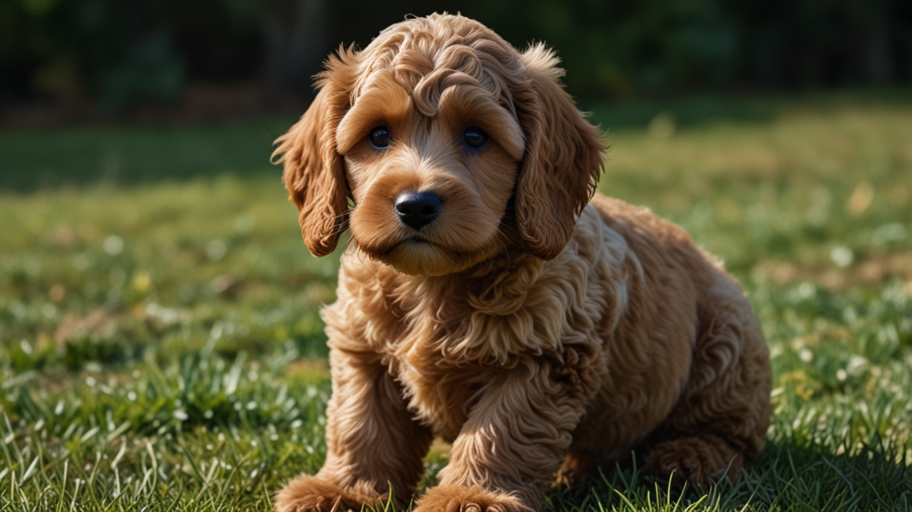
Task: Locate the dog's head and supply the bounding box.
[275,13,603,276]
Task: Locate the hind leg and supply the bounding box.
[644,281,771,486]
[645,434,745,486]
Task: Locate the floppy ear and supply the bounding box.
[513,45,605,260]
[273,53,355,257]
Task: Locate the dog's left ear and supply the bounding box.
[514,45,605,260]
[273,51,356,257]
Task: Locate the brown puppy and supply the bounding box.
[273,13,771,512]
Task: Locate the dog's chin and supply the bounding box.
[368,238,493,277]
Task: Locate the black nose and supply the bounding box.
[395,191,441,231]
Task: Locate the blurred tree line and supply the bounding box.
[1,0,910,111]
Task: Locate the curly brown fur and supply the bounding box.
[273,13,771,512]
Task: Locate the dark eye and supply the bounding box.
[463,127,489,149]
[368,126,391,149]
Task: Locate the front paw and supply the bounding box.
[275,475,382,512]
[414,485,534,512]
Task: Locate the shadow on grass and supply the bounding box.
[583,94,778,133]
[0,116,297,193]
[3,86,911,193]
[549,437,911,511]
[583,85,912,133]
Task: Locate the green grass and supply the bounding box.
[1,88,912,511]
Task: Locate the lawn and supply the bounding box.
[1,88,911,511]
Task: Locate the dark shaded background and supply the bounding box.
[2,0,911,126]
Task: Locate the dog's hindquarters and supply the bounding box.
[564,196,771,485]
[642,275,771,484]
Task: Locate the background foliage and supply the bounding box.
[2,0,911,110]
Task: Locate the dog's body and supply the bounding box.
[274,14,771,512]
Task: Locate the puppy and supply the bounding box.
[273,13,771,512]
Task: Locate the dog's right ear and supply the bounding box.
[273,51,356,257]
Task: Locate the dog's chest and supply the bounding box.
[395,353,487,442]
[386,314,498,441]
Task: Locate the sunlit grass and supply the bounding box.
[1,89,911,510]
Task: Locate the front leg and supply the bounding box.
[415,358,592,512]
[276,346,433,512]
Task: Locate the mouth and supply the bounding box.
[395,233,451,249]
[353,223,502,276]
[380,236,446,262]
[400,235,432,246]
